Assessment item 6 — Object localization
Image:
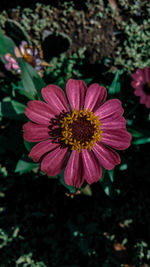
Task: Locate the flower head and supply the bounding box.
[131,67,150,108]
[23,79,131,188]
[4,41,49,76]
[4,53,20,73]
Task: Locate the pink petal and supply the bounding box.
[95,99,124,123]
[101,116,126,130]
[4,54,16,63]
[23,122,50,142]
[12,63,20,70]
[64,150,83,187]
[25,100,54,125]
[84,84,107,112]
[66,79,87,111]
[132,69,144,83]
[41,147,68,176]
[131,80,143,89]
[101,129,132,150]
[144,67,150,82]
[92,142,120,170]
[134,86,143,96]
[81,149,102,184]
[42,85,70,114]
[29,139,59,162]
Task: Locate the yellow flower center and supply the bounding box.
[60,109,103,153]
[23,51,36,67]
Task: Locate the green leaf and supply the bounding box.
[99,169,114,197]
[108,169,114,183]
[15,160,38,174]
[24,140,35,152]
[0,97,26,120]
[20,59,37,99]
[132,137,150,145]
[128,128,144,138]
[11,100,26,114]
[109,70,122,94]
[5,19,31,45]
[0,28,16,56]
[19,59,46,100]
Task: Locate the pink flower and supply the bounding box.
[131,67,150,108]
[4,53,20,73]
[23,79,131,188]
[4,41,49,76]
[15,41,49,76]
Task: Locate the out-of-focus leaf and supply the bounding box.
[24,140,35,152]
[84,78,93,85]
[132,137,150,145]
[128,127,150,144]
[109,70,122,94]
[20,60,37,100]
[99,169,114,197]
[0,97,26,120]
[119,164,128,171]
[19,59,45,100]
[128,128,144,138]
[0,28,16,56]
[108,169,114,183]
[15,160,38,174]
[5,19,31,46]
[11,100,26,114]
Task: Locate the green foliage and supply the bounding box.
[0,28,16,56]
[46,48,85,88]
[100,169,115,197]
[15,160,39,174]
[112,1,150,72]
[108,70,122,94]
[20,59,46,100]
[0,97,26,120]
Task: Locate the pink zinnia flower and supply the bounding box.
[131,67,150,108]
[23,79,131,188]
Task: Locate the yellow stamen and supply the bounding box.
[60,109,102,153]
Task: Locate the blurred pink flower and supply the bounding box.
[4,41,49,75]
[131,67,150,108]
[23,79,131,188]
[4,53,20,73]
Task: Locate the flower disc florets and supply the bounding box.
[60,109,102,152]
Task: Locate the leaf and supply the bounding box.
[19,59,46,100]
[24,140,35,152]
[99,169,114,197]
[0,28,16,56]
[132,137,150,145]
[109,70,122,94]
[128,127,150,144]
[108,169,114,183]
[11,100,26,114]
[20,59,37,99]
[5,19,31,46]
[15,160,38,174]
[128,128,144,138]
[0,97,26,120]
